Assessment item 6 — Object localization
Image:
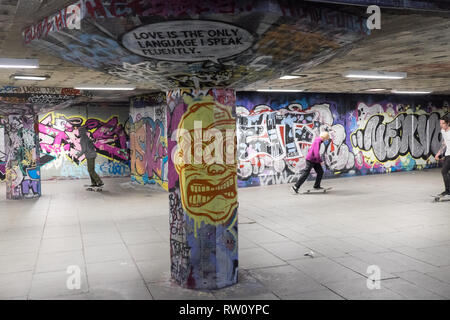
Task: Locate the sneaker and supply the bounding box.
[313,186,324,190]
[291,186,299,194]
[439,191,450,197]
[97,182,104,187]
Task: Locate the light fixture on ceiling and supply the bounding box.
[344,70,406,79]
[257,89,304,92]
[0,58,39,69]
[365,88,387,92]
[391,90,432,94]
[12,75,49,81]
[74,85,136,91]
[279,75,301,80]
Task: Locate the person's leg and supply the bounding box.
[313,163,324,188]
[442,156,450,194]
[90,158,103,186]
[87,158,96,186]
[294,160,314,190]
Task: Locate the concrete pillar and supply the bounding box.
[166,88,238,289]
[4,114,41,199]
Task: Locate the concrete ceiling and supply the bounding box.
[0,0,449,101]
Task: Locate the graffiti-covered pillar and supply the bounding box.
[4,113,41,199]
[129,92,169,190]
[167,88,238,289]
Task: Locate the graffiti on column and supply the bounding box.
[38,112,130,179]
[4,114,41,199]
[167,89,238,289]
[0,125,6,181]
[236,93,448,187]
[129,94,168,190]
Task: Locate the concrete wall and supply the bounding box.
[236,92,449,187]
[38,104,130,181]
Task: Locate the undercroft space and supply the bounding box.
[0,169,448,300]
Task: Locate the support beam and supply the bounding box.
[4,113,41,200]
[167,88,238,289]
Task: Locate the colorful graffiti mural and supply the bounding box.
[167,89,238,289]
[236,92,448,187]
[24,1,368,90]
[4,114,41,199]
[0,125,5,181]
[38,110,130,180]
[129,93,168,190]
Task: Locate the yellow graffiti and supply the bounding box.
[175,93,238,236]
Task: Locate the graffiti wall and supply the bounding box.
[130,93,168,190]
[0,125,5,181]
[167,89,238,289]
[38,105,130,180]
[236,92,449,187]
[4,114,41,199]
[24,0,368,91]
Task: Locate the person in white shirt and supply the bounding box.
[435,114,450,196]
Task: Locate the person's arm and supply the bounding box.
[435,138,447,160]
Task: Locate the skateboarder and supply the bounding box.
[291,131,331,194]
[435,114,450,196]
[77,126,103,188]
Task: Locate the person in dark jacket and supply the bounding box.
[77,126,103,187]
[291,131,330,194]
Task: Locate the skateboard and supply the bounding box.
[431,194,450,202]
[302,187,333,194]
[86,186,103,192]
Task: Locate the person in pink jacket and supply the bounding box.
[291,131,331,193]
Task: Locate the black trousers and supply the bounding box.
[294,160,324,189]
[442,156,450,192]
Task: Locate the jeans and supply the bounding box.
[442,156,450,192]
[87,157,102,186]
[294,160,324,189]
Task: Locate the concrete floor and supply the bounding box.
[0,169,449,300]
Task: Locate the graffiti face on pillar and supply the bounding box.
[175,98,238,227]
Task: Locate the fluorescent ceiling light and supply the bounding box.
[365,88,386,92]
[279,75,300,80]
[257,89,304,92]
[74,85,135,91]
[391,90,432,94]
[344,70,406,79]
[13,75,48,81]
[0,58,39,68]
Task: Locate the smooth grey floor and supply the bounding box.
[0,169,449,300]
